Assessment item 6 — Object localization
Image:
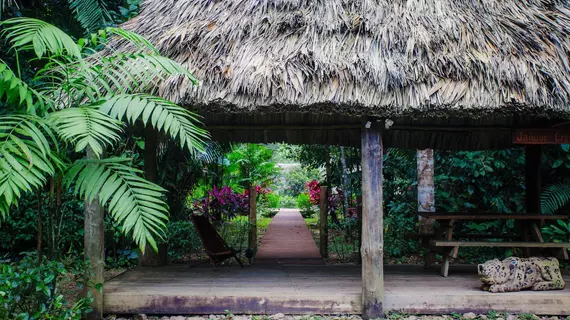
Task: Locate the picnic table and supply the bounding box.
[418,212,570,277]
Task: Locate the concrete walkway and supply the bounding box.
[255,209,324,265]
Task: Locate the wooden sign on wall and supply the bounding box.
[513,129,570,144]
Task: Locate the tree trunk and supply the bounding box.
[340,147,350,217]
[139,127,167,266]
[84,148,105,320]
[360,120,384,319]
[325,147,339,225]
[36,191,42,263]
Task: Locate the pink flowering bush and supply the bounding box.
[191,186,249,220]
[191,185,275,220]
[306,180,320,205]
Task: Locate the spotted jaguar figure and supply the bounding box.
[478,257,565,293]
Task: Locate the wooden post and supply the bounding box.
[418,149,435,232]
[84,148,104,320]
[525,145,542,214]
[249,186,258,250]
[361,120,384,319]
[319,186,328,258]
[140,128,167,266]
[418,149,439,267]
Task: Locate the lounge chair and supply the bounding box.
[190,214,244,269]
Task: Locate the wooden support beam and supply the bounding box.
[360,120,384,319]
[319,186,329,259]
[206,124,512,132]
[525,145,542,214]
[249,186,258,250]
[417,149,438,267]
[140,128,167,266]
[84,148,104,320]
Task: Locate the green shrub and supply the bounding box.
[105,248,138,269]
[265,193,280,209]
[0,255,92,320]
[279,195,297,208]
[297,194,316,218]
[217,217,252,253]
[328,218,360,262]
[166,220,203,263]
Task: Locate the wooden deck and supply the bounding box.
[104,264,570,316]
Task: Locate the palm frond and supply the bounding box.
[64,157,169,251]
[195,141,227,163]
[0,18,81,58]
[37,53,198,105]
[101,27,159,54]
[93,53,198,89]
[541,182,570,214]
[49,106,123,157]
[99,94,208,154]
[68,0,110,34]
[0,115,57,218]
[0,61,45,113]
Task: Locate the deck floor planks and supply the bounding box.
[104,264,570,315]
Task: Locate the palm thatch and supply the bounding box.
[114,0,570,149]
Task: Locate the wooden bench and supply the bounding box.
[418,212,569,277]
[431,240,570,248]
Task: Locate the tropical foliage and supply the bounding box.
[0,17,207,252]
[0,254,92,319]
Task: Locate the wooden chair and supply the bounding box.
[191,214,244,270]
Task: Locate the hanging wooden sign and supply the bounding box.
[513,129,570,144]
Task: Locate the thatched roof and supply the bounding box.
[118,0,570,150]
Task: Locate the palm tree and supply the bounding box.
[0,17,208,252]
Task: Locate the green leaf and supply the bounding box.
[68,0,111,34]
[48,107,123,157]
[0,61,44,113]
[1,18,81,58]
[65,158,169,252]
[99,94,208,154]
[0,115,56,219]
[553,159,564,168]
[541,182,570,214]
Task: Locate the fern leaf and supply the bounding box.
[1,18,81,58]
[68,0,110,34]
[541,182,570,214]
[49,106,123,157]
[99,94,208,154]
[64,157,169,252]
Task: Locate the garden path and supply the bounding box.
[255,209,324,265]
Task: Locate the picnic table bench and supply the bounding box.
[418,212,570,277]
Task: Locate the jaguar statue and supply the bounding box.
[478,257,565,293]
